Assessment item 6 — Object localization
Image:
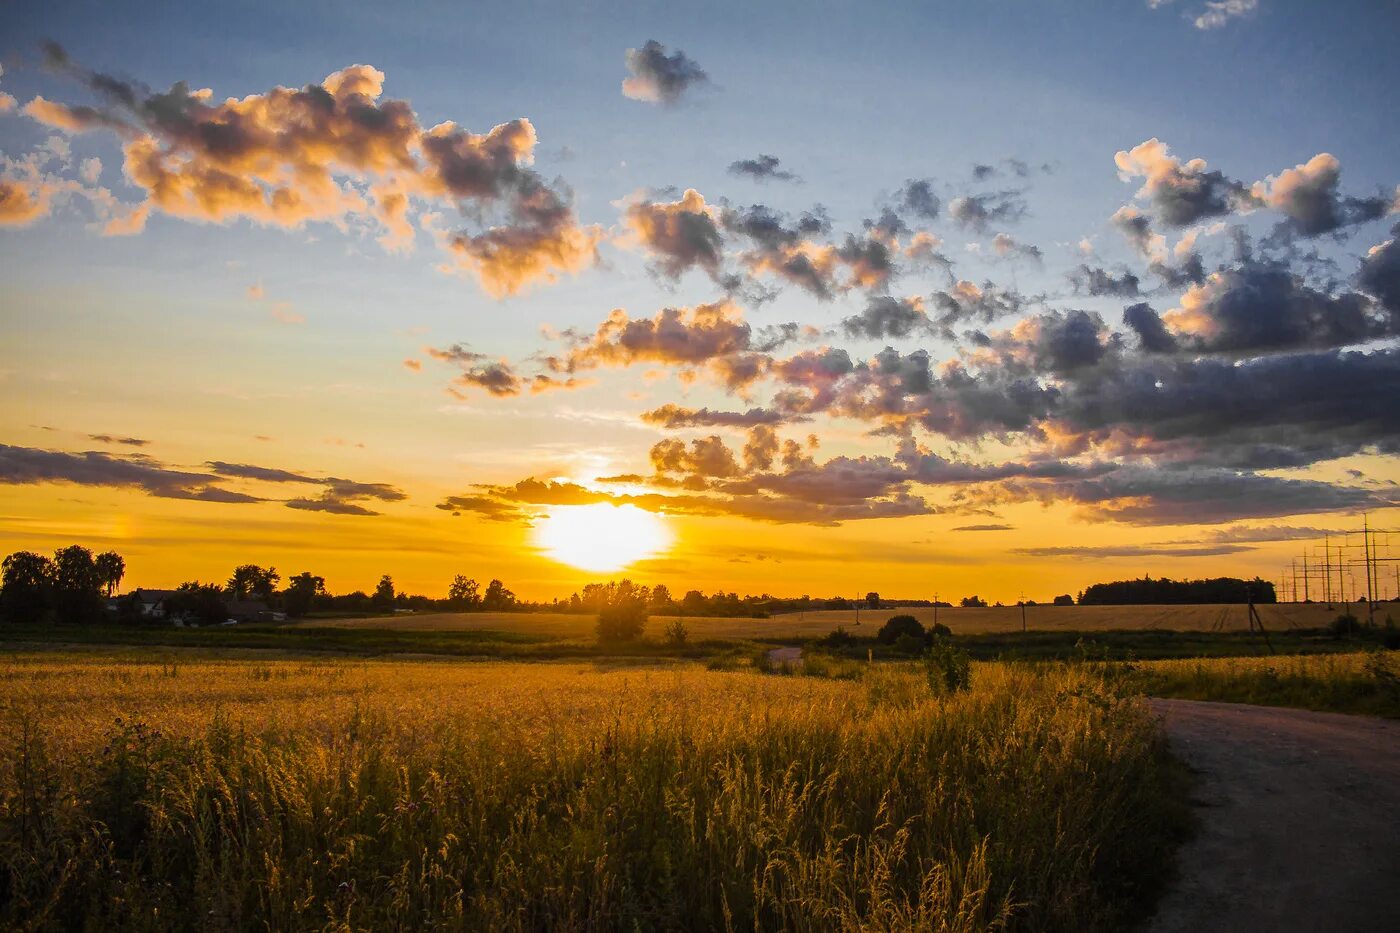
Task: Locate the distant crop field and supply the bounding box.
[0,652,1184,930]
[297,601,1350,639]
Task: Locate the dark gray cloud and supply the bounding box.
[1115,138,1254,227]
[1012,543,1254,558]
[622,40,709,105]
[894,179,941,220]
[948,190,1028,232]
[425,344,525,397]
[1255,154,1391,239]
[0,444,262,502]
[951,523,1014,531]
[728,154,799,183]
[87,434,151,447]
[1068,264,1140,297]
[1358,228,1400,322]
[622,189,724,281]
[1122,303,1178,353]
[640,404,802,429]
[841,296,931,340]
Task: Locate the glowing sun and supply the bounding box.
[533,503,673,572]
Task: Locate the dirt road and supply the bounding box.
[1145,699,1400,933]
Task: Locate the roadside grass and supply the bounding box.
[1121,651,1400,719]
[0,653,1189,932]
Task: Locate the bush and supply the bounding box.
[893,632,925,656]
[819,625,855,649]
[877,614,925,645]
[596,602,647,643]
[1329,613,1362,638]
[929,621,951,638]
[1053,594,1075,606]
[925,638,971,695]
[662,617,688,647]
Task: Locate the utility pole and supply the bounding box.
[1364,516,1376,626]
[1290,559,1298,603]
[1302,553,1310,602]
[1019,593,1027,633]
[933,592,939,629]
[1323,537,1333,607]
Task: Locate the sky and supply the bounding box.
[1,0,1398,602]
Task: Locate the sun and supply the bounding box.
[533,503,673,572]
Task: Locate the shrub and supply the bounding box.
[1330,613,1362,638]
[819,625,855,649]
[596,601,647,643]
[925,638,972,695]
[929,621,952,638]
[751,646,774,673]
[663,618,688,647]
[1053,594,1075,606]
[893,632,925,656]
[877,614,925,645]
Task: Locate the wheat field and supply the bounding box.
[0,652,1185,931]
[297,601,1348,639]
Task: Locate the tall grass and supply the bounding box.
[0,655,1187,931]
[1125,650,1400,718]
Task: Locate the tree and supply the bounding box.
[482,578,515,611]
[650,584,673,607]
[960,595,987,608]
[168,582,228,626]
[283,572,326,618]
[866,591,881,609]
[94,551,126,597]
[51,546,105,624]
[448,575,481,610]
[877,614,925,645]
[228,565,279,601]
[1053,594,1075,606]
[0,551,54,623]
[372,574,396,611]
[596,579,649,643]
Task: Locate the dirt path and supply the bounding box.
[1145,699,1400,933]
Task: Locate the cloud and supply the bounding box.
[1251,153,1391,238]
[841,295,932,340]
[992,232,1042,262]
[425,344,526,397]
[948,190,1027,232]
[640,404,801,428]
[894,179,941,220]
[622,40,709,105]
[951,523,1014,532]
[1068,264,1140,297]
[1012,543,1253,558]
[0,179,50,226]
[1115,138,1254,226]
[22,47,598,296]
[1358,229,1400,321]
[728,154,799,183]
[87,434,151,447]
[0,443,261,503]
[620,188,725,281]
[1194,0,1257,29]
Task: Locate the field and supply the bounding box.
[298,602,1352,639]
[0,652,1186,932]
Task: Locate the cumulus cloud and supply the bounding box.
[1068,264,1140,297]
[621,188,725,281]
[841,296,932,340]
[894,179,941,220]
[992,232,1042,262]
[1251,153,1391,238]
[425,344,526,397]
[1115,138,1254,226]
[622,40,709,105]
[22,46,599,295]
[728,154,799,183]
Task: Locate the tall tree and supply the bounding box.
[481,578,515,611]
[228,565,279,601]
[283,572,326,618]
[50,546,105,624]
[0,551,54,623]
[447,575,480,609]
[372,574,396,611]
[94,551,125,598]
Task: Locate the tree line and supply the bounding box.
[1077,576,1278,605]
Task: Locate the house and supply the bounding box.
[125,588,180,620]
[221,599,286,623]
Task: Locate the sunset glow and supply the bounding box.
[533,504,673,573]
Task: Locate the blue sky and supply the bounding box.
[1,0,1397,598]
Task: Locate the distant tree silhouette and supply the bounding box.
[866,592,881,609]
[284,572,326,618]
[960,595,987,608]
[372,575,396,611]
[95,551,125,597]
[650,584,672,607]
[1078,576,1276,605]
[228,565,279,601]
[1053,594,1075,606]
[51,546,105,624]
[448,575,481,609]
[168,582,228,626]
[0,551,54,623]
[596,579,649,643]
[482,579,516,611]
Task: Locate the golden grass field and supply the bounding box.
[0,651,1184,931]
[297,601,1348,639]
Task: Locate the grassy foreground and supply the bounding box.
[0,654,1187,931]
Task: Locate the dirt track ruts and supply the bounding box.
[1145,699,1400,933]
